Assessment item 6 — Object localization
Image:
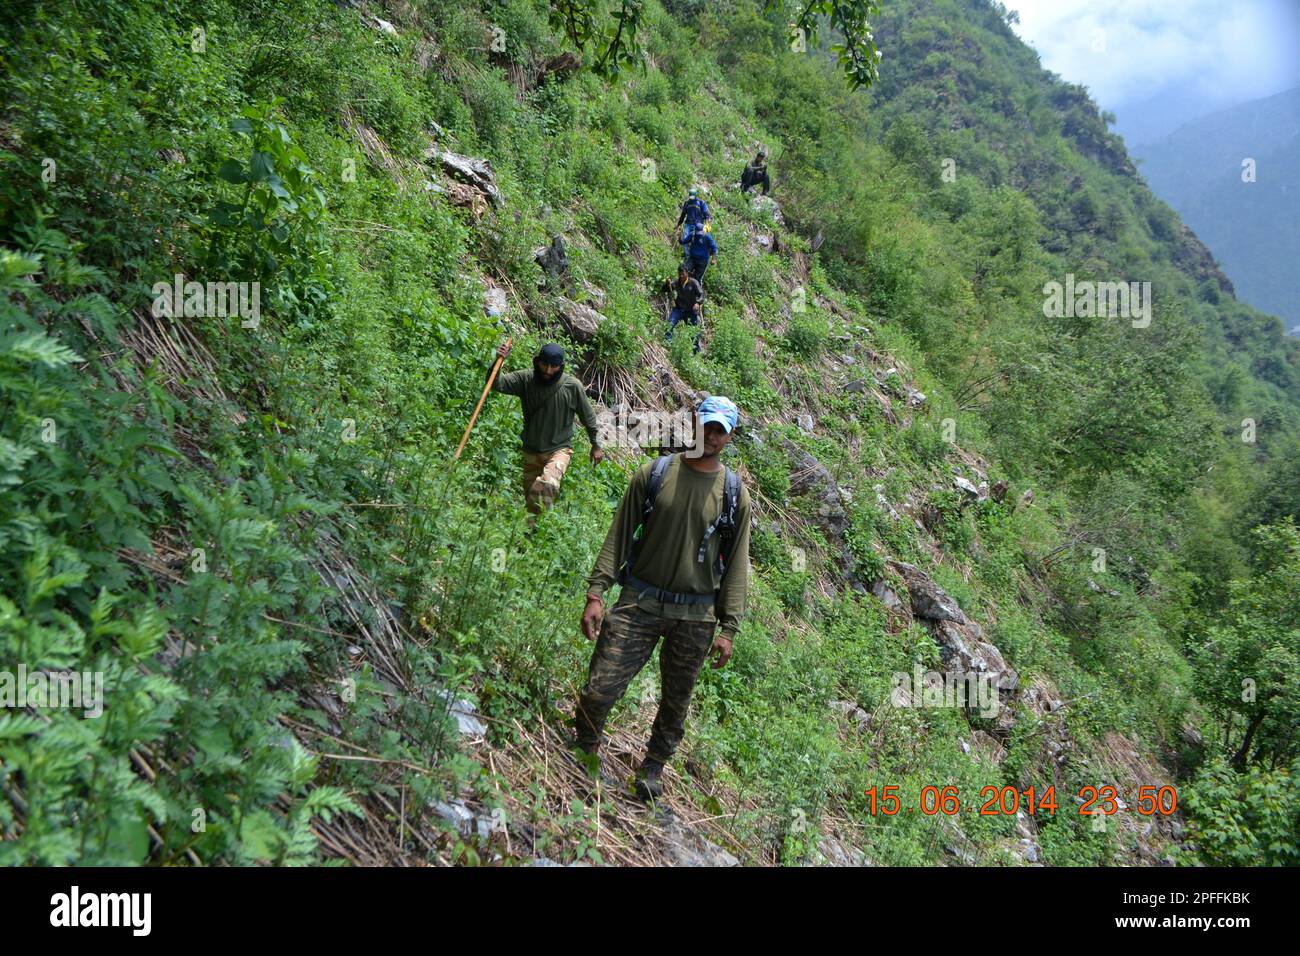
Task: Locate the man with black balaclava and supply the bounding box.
[489,341,604,524]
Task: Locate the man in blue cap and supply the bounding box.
[574,395,751,801]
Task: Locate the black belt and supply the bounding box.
[622,573,715,606]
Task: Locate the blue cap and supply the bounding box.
[698,395,739,433]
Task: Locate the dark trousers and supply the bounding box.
[666,306,701,353]
[741,166,770,195]
[685,254,710,281]
[574,603,716,765]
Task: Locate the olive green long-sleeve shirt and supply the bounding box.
[492,369,601,454]
[587,454,751,638]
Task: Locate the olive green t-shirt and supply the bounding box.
[492,369,601,454]
[587,454,752,637]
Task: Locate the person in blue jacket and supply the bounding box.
[682,227,718,281]
[676,187,711,243]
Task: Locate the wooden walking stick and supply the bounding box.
[455,336,511,461]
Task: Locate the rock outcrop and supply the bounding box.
[813,835,873,866]
[483,285,508,319]
[426,148,504,208]
[525,294,606,344]
[780,435,851,540]
[890,561,968,624]
[661,817,740,867]
[886,561,1020,701]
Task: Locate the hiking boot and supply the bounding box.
[633,759,665,802]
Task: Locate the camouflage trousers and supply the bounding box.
[521,447,572,516]
[574,602,717,765]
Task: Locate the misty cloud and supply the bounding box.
[1009,0,1300,110]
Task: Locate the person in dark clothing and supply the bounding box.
[488,341,603,526]
[663,265,706,354]
[676,187,712,243]
[740,150,771,196]
[682,229,718,281]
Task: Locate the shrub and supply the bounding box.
[784,310,830,358]
[1184,759,1300,866]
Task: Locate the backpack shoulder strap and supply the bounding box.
[698,466,741,568]
[722,467,740,533]
[620,455,673,585]
[645,454,673,516]
[715,467,742,580]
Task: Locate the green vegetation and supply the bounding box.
[1,0,1296,865]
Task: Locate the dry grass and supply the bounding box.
[341,106,407,186]
[476,709,765,866]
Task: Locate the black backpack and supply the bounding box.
[618,454,741,587]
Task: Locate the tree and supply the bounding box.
[1183,758,1300,866]
[1188,521,1300,769]
[547,0,646,79]
[549,0,885,88]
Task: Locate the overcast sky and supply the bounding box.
[1008,0,1300,128]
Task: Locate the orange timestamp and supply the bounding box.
[862,785,1179,816]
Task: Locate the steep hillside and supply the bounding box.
[1134,86,1300,332]
[2,0,1297,867]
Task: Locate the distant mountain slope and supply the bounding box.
[1113,87,1251,151]
[1134,86,1300,332]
